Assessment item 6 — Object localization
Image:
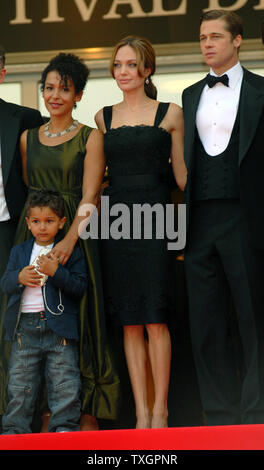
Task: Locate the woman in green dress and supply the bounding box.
[2,53,119,430]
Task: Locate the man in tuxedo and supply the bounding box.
[0,46,42,284]
[0,47,43,423]
[182,10,264,425]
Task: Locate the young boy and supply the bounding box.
[0,189,87,434]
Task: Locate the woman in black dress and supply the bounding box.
[95,36,186,429]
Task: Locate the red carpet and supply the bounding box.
[0,424,264,450]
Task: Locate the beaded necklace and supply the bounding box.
[43,119,78,138]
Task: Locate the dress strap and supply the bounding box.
[103,106,113,131]
[154,102,170,127]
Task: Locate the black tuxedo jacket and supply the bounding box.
[0,98,43,220]
[182,67,264,249]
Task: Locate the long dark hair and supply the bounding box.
[110,36,157,100]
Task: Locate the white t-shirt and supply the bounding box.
[21,242,53,313]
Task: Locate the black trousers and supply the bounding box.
[184,200,263,425]
[0,219,17,279]
[0,218,18,421]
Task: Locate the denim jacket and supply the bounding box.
[0,238,87,341]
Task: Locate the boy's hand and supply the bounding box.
[18,266,42,287]
[37,253,59,277]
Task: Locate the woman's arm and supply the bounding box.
[94,108,106,132]
[51,128,106,265]
[20,129,29,186]
[166,103,187,192]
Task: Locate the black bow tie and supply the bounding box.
[206,73,229,88]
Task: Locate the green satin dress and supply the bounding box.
[0,125,119,421]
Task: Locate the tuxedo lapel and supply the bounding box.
[184,70,264,167]
[239,70,264,165]
[20,238,35,267]
[0,99,20,186]
[184,78,207,170]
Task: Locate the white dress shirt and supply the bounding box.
[0,142,11,221]
[196,62,243,156]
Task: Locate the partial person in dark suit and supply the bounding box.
[0,46,43,288]
[182,10,264,426]
[0,45,43,421]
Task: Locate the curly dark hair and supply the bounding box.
[25,189,65,219]
[40,52,89,95]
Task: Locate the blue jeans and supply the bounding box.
[2,312,81,434]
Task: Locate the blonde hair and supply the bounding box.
[110,36,157,99]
